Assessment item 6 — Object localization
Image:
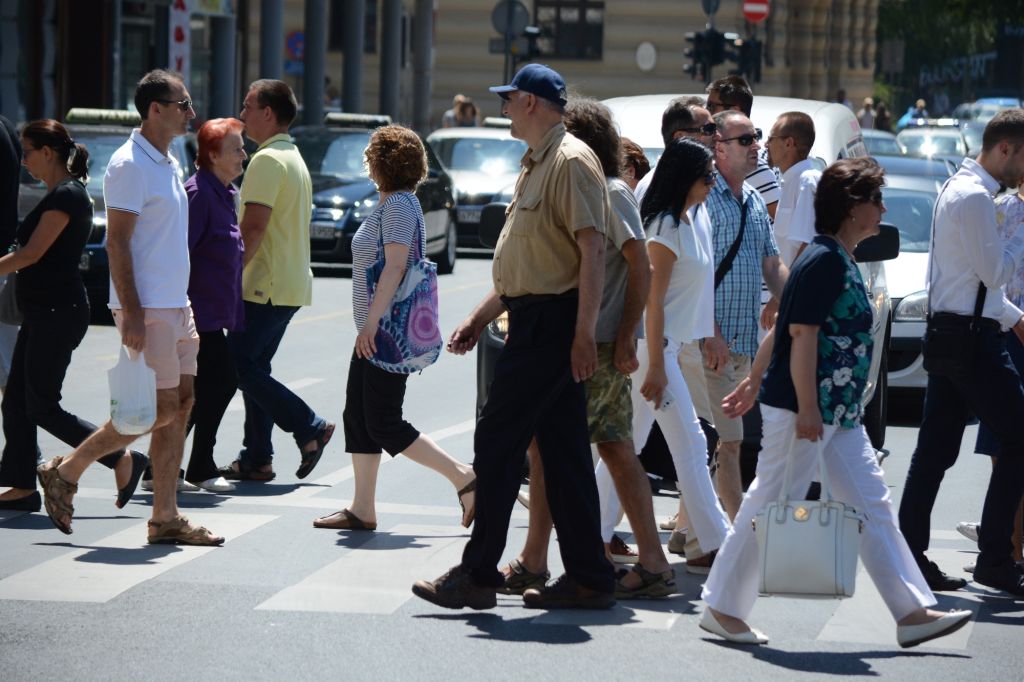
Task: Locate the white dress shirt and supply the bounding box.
[773,158,820,266]
[927,157,1024,328]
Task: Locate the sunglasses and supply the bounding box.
[864,190,884,206]
[703,170,719,186]
[719,129,763,146]
[681,122,718,136]
[155,98,193,112]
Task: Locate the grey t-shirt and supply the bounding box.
[596,177,646,342]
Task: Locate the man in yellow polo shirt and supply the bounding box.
[220,79,334,483]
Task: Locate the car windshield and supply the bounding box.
[865,135,901,155]
[884,187,935,253]
[431,137,526,176]
[292,130,372,180]
[898,132,965,157]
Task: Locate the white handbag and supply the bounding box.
[754,433,865,598]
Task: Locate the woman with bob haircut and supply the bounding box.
[313,125,476,531]
[700,158,971,648]
[178,117,247,492]
[632,137,732,575]
[0,120,146,512]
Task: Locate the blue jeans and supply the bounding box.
[228,301,325,468]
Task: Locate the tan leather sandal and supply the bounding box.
[147,515,225,546]
[37,456,77,535]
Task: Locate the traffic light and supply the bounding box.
[726,36,763,83]
[683,30,707,81]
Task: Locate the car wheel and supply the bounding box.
[864,329,889,451]
[436,216,457,275]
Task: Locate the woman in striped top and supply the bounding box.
[313,125,476,532]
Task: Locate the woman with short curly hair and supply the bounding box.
[313,125,476,532]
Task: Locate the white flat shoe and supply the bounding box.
[195,476,236,493]
[897,609,972,648]
[141,478,199,493]
[699,609,769,645]
[516,491,530,509]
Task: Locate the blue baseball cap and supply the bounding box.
[489,64,568,107]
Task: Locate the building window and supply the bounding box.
[328,0,378,54]
[534,1,603,60]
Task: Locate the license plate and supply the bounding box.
[79,252,90,271]
[310,223,336,239]
[457,208,482,224]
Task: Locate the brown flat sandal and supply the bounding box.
[37,456,77,535]
[457,478,476,528]
[312,508,377,531]
[147,515,225,546]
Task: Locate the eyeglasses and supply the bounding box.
[719,129,763,146]
[865,190,884,206]
[155,98,193,112]
[703,170,719,186]
[706,99,725,113]
[681,122,718,136]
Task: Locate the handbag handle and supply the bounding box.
[776,424,834,507]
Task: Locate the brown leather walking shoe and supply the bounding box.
[522,573,615,610]
[412,565,497,610]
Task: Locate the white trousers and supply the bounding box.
[701,404,936,621]
[596,338,730,549]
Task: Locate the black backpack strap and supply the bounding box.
[714,199,748,289]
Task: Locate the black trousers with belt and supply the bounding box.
[461,294,614,593]
[899,325,1024,570]
[0,302,120,489]
[184,330,238,483]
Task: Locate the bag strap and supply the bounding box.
[376,192,426,262]
[714,197,748,289]
[777,427,833,506]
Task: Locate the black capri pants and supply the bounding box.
[342,352,420,455]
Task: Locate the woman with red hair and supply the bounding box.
[180,117,247,492]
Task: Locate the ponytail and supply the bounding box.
[67,142,89,182]
[21,119,89,182]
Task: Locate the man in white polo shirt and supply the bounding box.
[36,70,223,546]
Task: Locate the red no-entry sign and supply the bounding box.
[743,1,770,23]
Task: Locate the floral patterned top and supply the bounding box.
[995,193,1024,308]
[759,235,874,428]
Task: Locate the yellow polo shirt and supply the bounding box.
[239,133,314,306]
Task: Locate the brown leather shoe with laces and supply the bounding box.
[522,573,615,610]
[412,565,497,610]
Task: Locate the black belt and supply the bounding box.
[928,312,1001,333]
[501,289,578,312]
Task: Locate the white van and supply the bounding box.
[602,95,889,449]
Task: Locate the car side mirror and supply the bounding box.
[479,202,508,248]
[854,222,900,263]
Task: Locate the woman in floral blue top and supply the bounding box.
[698,158,970,648]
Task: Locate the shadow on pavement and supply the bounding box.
[415,612,592,644]
[33,541,182,565]
[704,641,969,674]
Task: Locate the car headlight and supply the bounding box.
[352,196,377,222]
[894,290,928,322]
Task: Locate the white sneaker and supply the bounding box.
[195,476,236,493]
[141,479,154,492]
[140,478,198,493]
[659,513,678,531]
[956,521,980,543]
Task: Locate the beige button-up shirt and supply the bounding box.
[492,123,608,297]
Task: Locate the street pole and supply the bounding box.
[411,0,433,134]
[379,0,401,119]
[342,0,365,113]
[210,14,236,118]
[259,0,283,79]
[303,0,327,125]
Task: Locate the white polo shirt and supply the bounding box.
[103,129,190,309]
[774,158,820,266]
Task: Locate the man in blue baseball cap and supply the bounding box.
[413,63,617,610]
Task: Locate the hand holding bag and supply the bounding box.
[754,432,865,598]
[108,346,157,435]
[363,195,443,374]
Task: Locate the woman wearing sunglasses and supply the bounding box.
[699,158,971,648]
[0,120,146,511]
[633,137,732,574]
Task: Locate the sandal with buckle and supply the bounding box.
[37,456,77,535]
[497,558,550,595]
[147,515,225,546]
[296,423,335,480]
[457,478,476,528]
[312,508,377,531]
[615,563,676,599]
[218,460,276,481]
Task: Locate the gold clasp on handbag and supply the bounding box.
[793,506,810,522]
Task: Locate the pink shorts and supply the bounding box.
[112,307,199,390]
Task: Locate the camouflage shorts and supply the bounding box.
[585,342,633,444]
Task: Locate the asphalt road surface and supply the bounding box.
[2,259,1021,681]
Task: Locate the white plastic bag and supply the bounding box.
[108,346,157,435]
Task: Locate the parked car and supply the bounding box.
[862,129,902,156]
[896,126,968,159]
[426,122,527,249]
[17,108,197,323]
[476,95,896,451]
[290,113,458,274]
[874,155,956,395]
